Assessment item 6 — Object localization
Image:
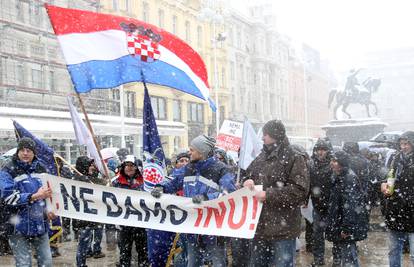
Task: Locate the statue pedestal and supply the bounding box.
[321,118,388,146]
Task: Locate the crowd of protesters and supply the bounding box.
[0,120,413,267]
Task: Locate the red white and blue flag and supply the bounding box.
[45,5,215,110]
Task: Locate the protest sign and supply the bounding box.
[40,174,263,239]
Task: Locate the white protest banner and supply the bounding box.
[216,120,243,153]
[40,174,263,239]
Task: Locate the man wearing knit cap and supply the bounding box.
[151,134,236,267]
[243,119,309,267]
[325,150,368,267]
[0,137,54,266]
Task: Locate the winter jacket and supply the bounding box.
[0,156,48,236]
[72,156,105,230]
[325,168,369,242]
[112,169,144,232]
[161,156,236,199]
[309,139,334,215]
[381,132,414,232]
[244,137,309,241]
[160,156,236,245]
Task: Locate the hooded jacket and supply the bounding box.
[160,156,236,244]
[245,137,309,240]
[309,139,334,215]
[325,166,369,242]
[382,131,414,232]
[0,155,48,236]
[72,156,105,230]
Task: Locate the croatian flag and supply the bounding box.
[45,5,215,110]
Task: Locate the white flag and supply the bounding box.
[238,118,263,170]
[67,97,105,175]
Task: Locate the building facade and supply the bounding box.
[0,0,186,161]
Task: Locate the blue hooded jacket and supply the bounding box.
[0,156,48,237]
[161,156,236,199]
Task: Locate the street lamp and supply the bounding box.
[198,1,226,135]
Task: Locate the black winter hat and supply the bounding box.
[76,156,94,176]
[17,137,36,154]
[176,152,190,163]
[262,119,286,142]
[343,142,359,155]
[399,131,414,147]
[332,150,350,168]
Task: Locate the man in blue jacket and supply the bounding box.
[0,137,55,267]
[151,135,236,267]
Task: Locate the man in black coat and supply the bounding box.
[325,151,368,267]
[73,156,106,267]
[381,131,414,267]
[308,139,335,266]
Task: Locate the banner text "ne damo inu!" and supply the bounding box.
[39,174,263,239]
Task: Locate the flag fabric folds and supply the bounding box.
[142,83,175,267]
[45,4,215,110]
[238,117,263,170]
[67,97,105,175]
[12,121,62,242]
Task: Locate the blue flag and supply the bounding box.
[142,82,168,192]
[143,85,166,163]
[13,120,57,175]
[141,84,175,267]
[13,120,62,241]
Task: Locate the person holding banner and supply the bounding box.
[111,155,149,267]
[151,134,237,267]
[242,120,309,267]
[0,137,55,267]
[72,156,106,267]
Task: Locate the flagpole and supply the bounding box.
[75,93,111,180]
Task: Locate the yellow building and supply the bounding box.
[99,0,229,157]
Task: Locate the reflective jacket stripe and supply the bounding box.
[184,175,219,190]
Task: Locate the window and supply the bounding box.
[158,9,164,28]
[237,30,241,49]
[17,65,25,86]
[187,102,204,122]
[197,26,202,47]
[49,70,55,91]
[221,67,226,87]
[172,15,177,34]
[113,0,118,10]
[16,1,24,22]
[112,89,120,100]
[228,28,233,46]
[230,61,235,80]
[124,0,130,11]
[16,41,26,55]
[185,21,191,42]
[150,96,166,120]
[31,68,43,88]
[31,45,45,58]
[173,100,181,121]
[142,2,149,22]
[125,91,136,117]
[29,2,42,25]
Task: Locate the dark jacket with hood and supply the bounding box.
[325,151,369,242]
[72,156,105,230]
[309,139,334,215]
[0,155,48,236]
[245,132,309,241]
[381,131,414,233]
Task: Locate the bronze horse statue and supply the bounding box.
[328,78,381,120]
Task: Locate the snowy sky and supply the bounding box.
[229,0,414,72]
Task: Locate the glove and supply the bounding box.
[192,194,207,204]
[151,186,163,199]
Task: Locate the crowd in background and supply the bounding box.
[0,120,413,267]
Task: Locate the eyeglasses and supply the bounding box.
[178,158,189,163]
